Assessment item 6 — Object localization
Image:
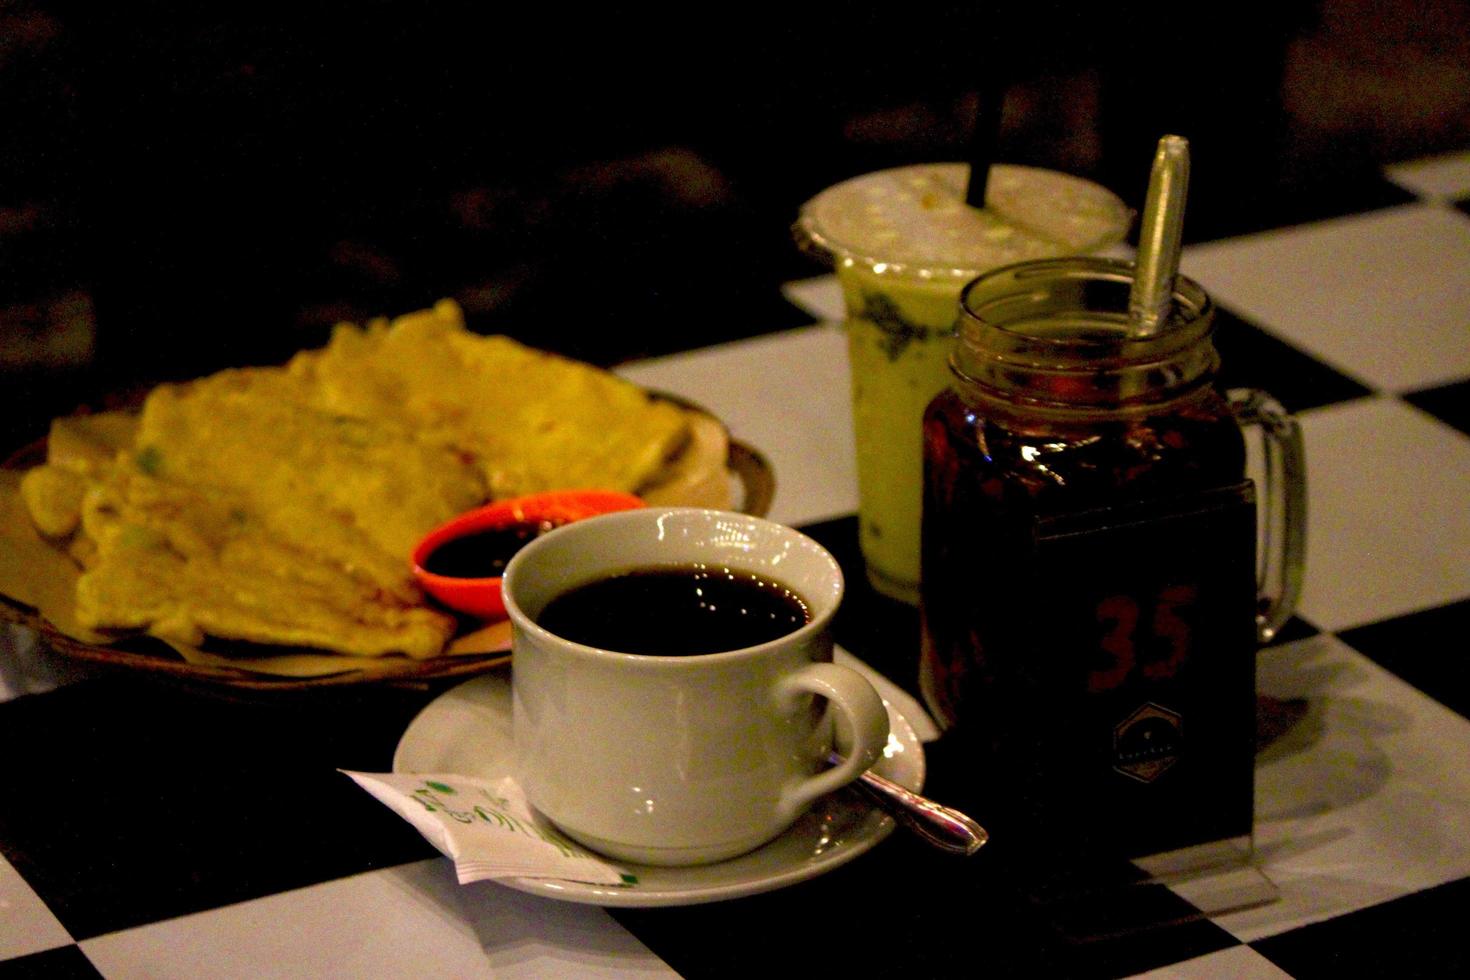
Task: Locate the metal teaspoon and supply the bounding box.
[829,751,989,856]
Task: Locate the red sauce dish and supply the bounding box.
[411,489,646,620]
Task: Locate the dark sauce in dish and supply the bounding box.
[421,519,563,579]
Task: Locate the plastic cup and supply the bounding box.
[796,162,1131,603]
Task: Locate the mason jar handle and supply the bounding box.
[1228,388,1307,643]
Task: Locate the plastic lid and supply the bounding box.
[796,163,1131,281]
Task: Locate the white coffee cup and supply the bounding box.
[504,507,890,866]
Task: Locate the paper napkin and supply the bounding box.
[342,770,637,887]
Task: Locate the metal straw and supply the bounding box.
[1129,135,1191,336]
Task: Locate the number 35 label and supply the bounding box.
[1033,481,1258,705]
[1091,584,1200,692]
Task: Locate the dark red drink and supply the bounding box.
[918,258,1275,867]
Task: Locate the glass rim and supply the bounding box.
[957,256,1216,352]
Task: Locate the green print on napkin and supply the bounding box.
[410,781,586,860]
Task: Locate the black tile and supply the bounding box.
[1263,616,1321,648]
[1404,379,1470,437]
[1253,875,1470,978]
[0,676,439,940]
[614,828,1238,979]
[1337,599,1470,720]
[1212,306,1375,413]
[778,295,822,329]
[0,946,100,980]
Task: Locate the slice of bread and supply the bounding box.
[638,408,732,510]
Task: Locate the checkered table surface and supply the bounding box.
[3,150,1469,978]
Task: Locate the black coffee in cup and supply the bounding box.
[535,563,809,655]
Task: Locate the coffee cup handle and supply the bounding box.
[774,662,890,821]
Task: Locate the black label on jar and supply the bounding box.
[1028,481,1259,861]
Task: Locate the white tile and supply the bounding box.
[0,853,72,959]
[619,324,858,527]
[1385,149,1470,201]
[1128,944,1291,979]
[1206,634,1470,942]
[1292,397,1470,632]
[81,860,675,979]
[780,275,844,322]
[1181,204,1470,392]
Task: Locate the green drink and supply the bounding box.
[796,163,1130,603]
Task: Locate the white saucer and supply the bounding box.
[392,671,926,907]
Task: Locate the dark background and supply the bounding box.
[3,0,1469,445]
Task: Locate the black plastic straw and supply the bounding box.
[964,73,1005,208]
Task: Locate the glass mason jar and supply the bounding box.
[919,256,1305,865]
